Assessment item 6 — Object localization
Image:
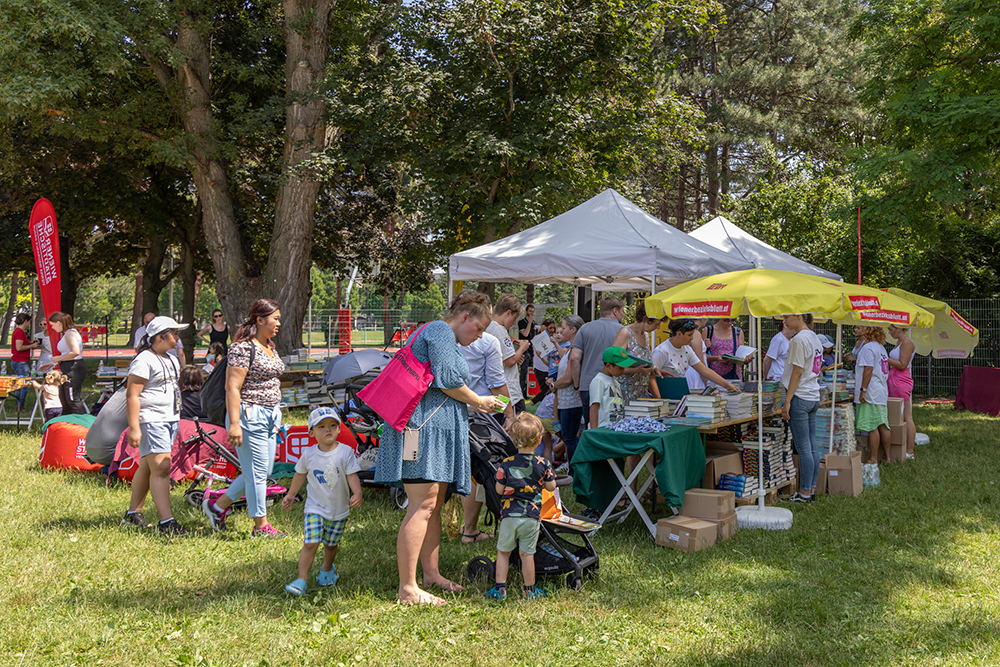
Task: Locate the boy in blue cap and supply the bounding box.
[282,407,362,595]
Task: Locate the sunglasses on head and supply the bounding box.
[679,320,698,332]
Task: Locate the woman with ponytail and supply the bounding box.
[48,312,88,414]
[202,299,288,538]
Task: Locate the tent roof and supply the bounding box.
[689,216,842,281]
[448,189,753,288]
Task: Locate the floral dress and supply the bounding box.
[619,327,653,404]
[374,320,473,496]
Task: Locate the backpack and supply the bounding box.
[200,343,255,426]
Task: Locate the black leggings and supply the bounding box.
[531,369,550,403]
[59,359,88,415]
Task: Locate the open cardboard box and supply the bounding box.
[704,452,743,490]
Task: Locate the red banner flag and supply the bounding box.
[29,198,62,346]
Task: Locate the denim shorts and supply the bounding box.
[138,422,179,457]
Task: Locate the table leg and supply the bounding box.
[597,450,659,538]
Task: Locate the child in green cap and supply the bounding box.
[588,346,637,429]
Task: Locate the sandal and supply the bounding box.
[284,578,307,596]
[317,565,338,587]
[460,530,493,544]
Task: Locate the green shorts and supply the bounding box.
[538,417,555,434]
[856,403,888,431]
[497,516,541,554]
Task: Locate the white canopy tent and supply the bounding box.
[689,216,843,281]
[448,189,754,302]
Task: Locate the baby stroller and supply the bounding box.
[465,413,600,591]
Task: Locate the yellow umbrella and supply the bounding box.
[880,287,979,359]
[645,269,935,327]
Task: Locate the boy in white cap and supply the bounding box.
[817,334,837,368]
[282,407,362,595]
[121,316,190,536]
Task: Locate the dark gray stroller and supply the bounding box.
[465,413,600,590]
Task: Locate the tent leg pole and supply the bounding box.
[447,278,454,305]
[831,324,841,454]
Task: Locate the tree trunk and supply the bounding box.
[0,272,18,346]
[721,143,731,198]
[706,146,720,215]
[179,239,198,354]
[59,235,79,318]
[130,272,143,338]
[525,284,534,307]
[382,292,393,347]
[694,169,703,220]
[141,236,170,318]
[675,164,687,231]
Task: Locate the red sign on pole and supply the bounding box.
[29,198,62,346]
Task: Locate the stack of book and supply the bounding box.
[740,418,795,487]
[718,473,758,498]
[741,381,786,412]
[821,369,852,403]
[624,398,675,418]
[683,395,727,422]
[722,393,755,420]
[816,404,857,456]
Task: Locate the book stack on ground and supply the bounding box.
[740,418,795,487]
[624,398,674,419]
[683,395,727,422]
[816,404,857,456]
[722,393,755,420]
[718,473,758,498]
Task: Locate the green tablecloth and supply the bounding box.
[571,425,706,511]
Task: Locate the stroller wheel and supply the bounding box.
[467,556,496,584]
[185,490,204,508]
[566,572,583,591]
[390,487,408,510]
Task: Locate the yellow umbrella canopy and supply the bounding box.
[880,287,979,358]
[645,269,935,327]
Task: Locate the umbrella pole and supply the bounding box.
[757,315,765,509]
[830,324,841,454]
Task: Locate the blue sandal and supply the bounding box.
[317,565,338,587]
[284,578,307,596]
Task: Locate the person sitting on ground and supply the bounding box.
[203,341,225,374]
[179,365,207,421]
[855,326,891,466]
[485,412,556,601]
[652,320,741,393]
[282,407,362,596]
[588,346,635,429]
[28,370,66,423]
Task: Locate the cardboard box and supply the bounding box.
[700,512,737,542]
[708,452,743,488]
[890,423,906,445]
[816,459,828,494]
[887,398,904,425]
[889,443,906,463]
[825,451,862,496]
[656,516,718,552]
[681,489,736,520]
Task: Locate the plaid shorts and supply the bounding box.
[303,513,349,547]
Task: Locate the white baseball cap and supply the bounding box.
[145,316,190,338]
[308,406,342,429]
[816,334,835,350]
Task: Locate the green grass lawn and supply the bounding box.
[2,405,999,666]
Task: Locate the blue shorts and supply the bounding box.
[303,513,348,547]
[138,422,178,457]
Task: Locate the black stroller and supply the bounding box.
[465,413,600,590]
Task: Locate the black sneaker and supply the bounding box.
[787,492,814,503]
[121,511,152,529]
[157,519,190,537]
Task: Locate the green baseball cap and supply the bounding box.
[602,346,637,368]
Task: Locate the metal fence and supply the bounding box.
[749,298,1000,397]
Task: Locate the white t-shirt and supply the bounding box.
[56,329,83,361]
[855,341,890,406]
[128,349,181,423]
[685,339,708,391]
[781,330,823,402]
[486,321,523,404]
[295,443,361,521]
[765,332,791,381]
[589,372,624,428]
[652,340,702,377]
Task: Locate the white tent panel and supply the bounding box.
[449,189,753,287]
[689,216,842,281]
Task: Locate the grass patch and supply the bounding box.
[2,405,1000,666]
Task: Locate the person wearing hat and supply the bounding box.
[817,334,837,369]
[281,407,362,596]
[121,316,190,535]
[588,346,637,429]
[134,312,187,366]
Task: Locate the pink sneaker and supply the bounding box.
[251,524,287,539]
[202,497,230,532]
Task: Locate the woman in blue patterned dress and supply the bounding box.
[375,291,503,605]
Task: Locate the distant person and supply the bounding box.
[517,304,538,399]
[780,314,823,503]
[568,297,625,428]
[48,312,87,415]
[761,322,794,382]
[28,369,66,422]
[34,331,53,371]
[10,313,39,412]
[135,312,187,365]
[548,316,585,464]
[855,327,891,467]
[706,318,745,381]
[887,324,916,458]
[817,334,837,368]
[179,365,207,420]
[198,309,231,355]
[588,347,635,429]
[203,341,225,374]
[652,319,741,393]
[529,319,555,405]
[487,295,530,414]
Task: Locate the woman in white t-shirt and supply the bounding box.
[855,326,891,465]
[48,311,87,415]
[779,314,824,502]
[887,324,916,458]
[651,319,740,393]
[121,316,190,536]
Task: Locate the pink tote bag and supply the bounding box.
[358,324,435,432]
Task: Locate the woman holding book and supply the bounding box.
[651,320,740,393]
[706,318,745,381]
